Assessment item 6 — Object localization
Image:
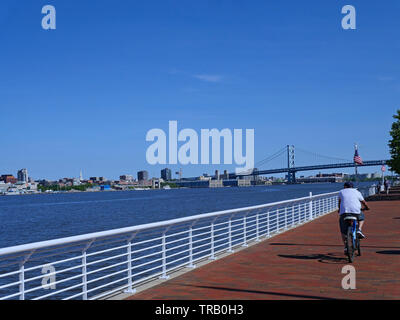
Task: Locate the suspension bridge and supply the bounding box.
[231,145,389,183]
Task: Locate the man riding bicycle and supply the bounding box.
[338,182,370,254]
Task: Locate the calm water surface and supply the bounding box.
[0,183,372,248]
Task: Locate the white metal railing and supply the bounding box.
[0,191,346,300]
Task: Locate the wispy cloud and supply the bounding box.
[377,76,395,82]
[168,68,225,84]
[193,74,223,83]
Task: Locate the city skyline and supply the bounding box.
[0,164,392,183]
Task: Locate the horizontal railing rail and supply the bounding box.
[0,189,373,300]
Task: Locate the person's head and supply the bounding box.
[344,182,353,189]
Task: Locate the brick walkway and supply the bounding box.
[127,201,400,300]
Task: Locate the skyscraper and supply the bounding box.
[17,169,28,183]
[137,171,149,181]
[161,168,172,181]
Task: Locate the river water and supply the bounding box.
[0,182,373,248]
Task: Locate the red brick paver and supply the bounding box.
[127,201,400,300]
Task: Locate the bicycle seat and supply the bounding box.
[343,216,358,221]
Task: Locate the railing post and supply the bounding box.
[309,192,313,220]
[81,240,94,300]
[242,215,248,247]
[291,205,294,227]
[188,223,196,268]
[126,241,134,292]
[256,212,260,242]
[18,251,34,300]
[228,215,234,253]
[209,218,217,260]
[160,230,170,279]
[266,211,270,238]
[320,198,323,215]
[82,251,88,300]
[124,233,137,294]
[19,264,25,300]
[284,207,288,230]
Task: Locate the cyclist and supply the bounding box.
[338,182,370,254]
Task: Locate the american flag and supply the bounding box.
[354,148,363,165]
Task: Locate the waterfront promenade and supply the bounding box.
[127,200,400,300]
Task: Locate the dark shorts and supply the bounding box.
[339,212,365,235]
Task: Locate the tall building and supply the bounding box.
[120,175,134,182]
[161,168,171,181]
[223,170,229,180]
[17,169,28,182]
[137,170,149,181]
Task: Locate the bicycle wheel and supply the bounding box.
[346,226,355,263]
[357,236,361,256]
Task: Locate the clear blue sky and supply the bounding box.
[1,0,399,180]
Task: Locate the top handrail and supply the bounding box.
[0,191,339,257]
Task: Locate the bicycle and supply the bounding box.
[343,209,368,263]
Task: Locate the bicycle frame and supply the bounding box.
[346,218,358,249]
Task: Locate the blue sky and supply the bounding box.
[1,0,399,180]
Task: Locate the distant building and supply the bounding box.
[17,169,28,183]
[137,171,149,181]
[0,175,17,184]
[349,173,373,180]
[0,181,9,194]
[296,176,344,183]
[152,179,161,189]
[38,179,52,186]
[222,170,229,180]
[316,173,347,178]
[120,175,134,182]
[161,168,171,181]
[215,170,220,180]
[175,179,223,188]
[90,177,106,183]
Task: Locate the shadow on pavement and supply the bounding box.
[177,284,338,300]
[278,253,348,264]
[376,250,400,255]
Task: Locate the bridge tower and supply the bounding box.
[287,145,296,184]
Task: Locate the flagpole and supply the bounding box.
[354,143,358,186]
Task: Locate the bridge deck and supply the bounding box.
[126,200,400,300]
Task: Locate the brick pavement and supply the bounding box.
[127,201,400,300]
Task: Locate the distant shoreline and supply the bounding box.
[0,181,378,197]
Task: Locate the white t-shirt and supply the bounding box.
[339,188,364,215]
